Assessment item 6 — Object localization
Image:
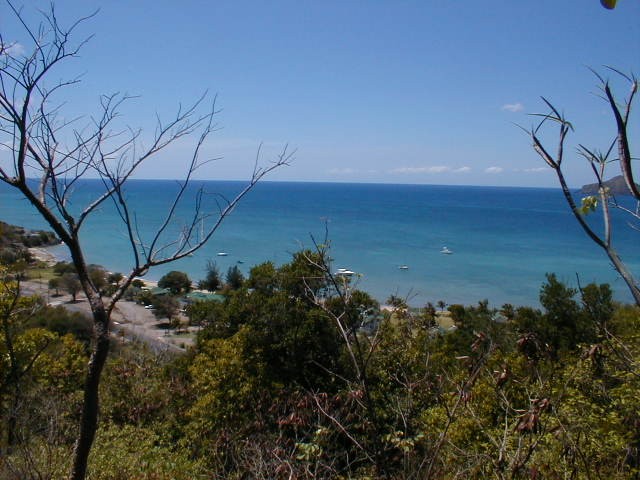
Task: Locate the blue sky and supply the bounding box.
[2,0,639,187]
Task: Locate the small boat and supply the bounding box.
[336,268,355,276]
[440,246,453,255]
[217,252,228,256]
[399,265,409,270]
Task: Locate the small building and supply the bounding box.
[149,286,171,296]
[183,291,225,304]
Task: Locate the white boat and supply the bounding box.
[336,268,355,276]
[217,252,228,256]
[440,246,453,255]
[399,265,409,270]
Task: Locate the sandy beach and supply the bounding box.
[29,246,59,265]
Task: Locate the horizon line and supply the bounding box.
[30,177,574,190]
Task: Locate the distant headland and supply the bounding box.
[581,175,639,196]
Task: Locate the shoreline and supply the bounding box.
[22,245,519,310]
[29,246,60,266]
[5,181,637,308]
[29,245,160,290]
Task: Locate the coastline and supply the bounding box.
[28,245,160,289]
[29,246,60,266]
[4,181,637,307]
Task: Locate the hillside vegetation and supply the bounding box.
[0,248,638,479]
[0,221,59,265]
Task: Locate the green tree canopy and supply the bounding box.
[61,273,82,302]
[198,260,221,292]
[225,265,245,290]
[152,295,181,330]
[158,271,192,295]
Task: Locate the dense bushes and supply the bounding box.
[1,253,638,479]
[0,221,58,266]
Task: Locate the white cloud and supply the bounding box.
[501,102,524,113]
[485,166,504,174]
[390,165,472,175]
[523,167,547,173]
[390,166,444,174]
[328,167,356,175]
[1,42,24,56]
[424,165,449,173]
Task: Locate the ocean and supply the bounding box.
[1,179,638,307]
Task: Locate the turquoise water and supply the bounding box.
[1,180,638,307]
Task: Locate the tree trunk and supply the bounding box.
[607,249,640,306]
[69,301,110,480]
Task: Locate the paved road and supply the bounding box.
[20,280,191,353]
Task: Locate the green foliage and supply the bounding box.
[421,301,437,328]
[0,222,58,248]
[107,272,123,285]
[53,261,76,276]
[447,303,466,324]
[186,298,223,328]
[0,269,89,460]
[36,333,87,392]
[187,328,266,435]
[12,237,639,479]
[87,424,205,480]
[61,271,82,301]
[0,222,57,267]
[26,305,93,346]
[278,250,326,297]
[87,264,108,294]
[100,344,182,427]
[0,246,31,265]
[246,261,277,293]
[3,254,638,479]
[325,289,379,333]
[52,261,99,300]
[225,265,244,290]
[48,276,61,296]
[198,260,221,292]
[516,273,603,353]
[183,252,348,463]
[0,439,71,480]
[580,281,614,334]
[158,270,192,294]
[135,288,155,306]
[387,294,408,310]
[579,195,599,214]
[152,295,181,328]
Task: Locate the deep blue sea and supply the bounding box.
[1,180,638,307]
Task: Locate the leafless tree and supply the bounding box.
[301,236,400,476]
[0,3,290,479]
[528,68,639,306]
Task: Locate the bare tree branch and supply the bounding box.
[528,69,640,306]
[0,4,288,479]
